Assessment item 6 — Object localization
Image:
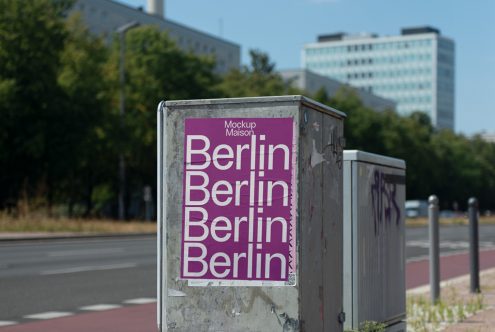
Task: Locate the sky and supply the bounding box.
[120,0,495,135]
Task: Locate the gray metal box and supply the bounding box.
[343,150,406,330]
[157,96,346,331]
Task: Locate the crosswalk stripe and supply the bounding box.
[80,304,122,311]
[124,298,157,304]
[24,312,73,320]
[0,321,17,327]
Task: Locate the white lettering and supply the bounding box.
[184,207,209,241]
[211,180,233,206]
[185,171,210,205]
[211,216,232,242]
[209,252,231,278]
[183,242,208,277]
[186,135,211,170]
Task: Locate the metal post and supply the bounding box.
[116,21,140,220]
[468,197,480,293]
[144,185,152,221]
[428,195,440,303]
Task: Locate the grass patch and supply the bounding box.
[0,213,156,234]
[407,287,484,331]
[406,216,495,227]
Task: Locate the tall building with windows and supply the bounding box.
[303,27,455,129]
[279,69,396,112]
[70,0,240,73]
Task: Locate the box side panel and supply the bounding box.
[298,105,344,332]
[157,102,166,331]
[351,162,359,329]
[355,162,406,325]
[298,107,324,332]
[321,110,344,332]
[163,103,300,332]
[342,159,353,331]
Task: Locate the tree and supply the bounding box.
[0,0,72,210]
[105,26,219,218]
[57,14,112,216]
[218,49,300,97]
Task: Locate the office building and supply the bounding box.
[481,133,495,143]
[279,69,396,112]
[70,0,240,73]
[303,27,455,129]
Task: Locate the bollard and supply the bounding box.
[468,197,480,293]
[428,195,440,303]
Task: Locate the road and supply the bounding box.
[0,235,156,325]
[1,225,495,327]
[405,224,495,260]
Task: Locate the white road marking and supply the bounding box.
[124,298,157,304]
[25,312,73,320]
[40,263,137,275]
[48,248,124,257]
[0,321,17,327]
[80,304,122,311]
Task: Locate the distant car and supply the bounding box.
[439,210,456,218]
[405,200,428,218]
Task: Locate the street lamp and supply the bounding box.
[117,21,140,220]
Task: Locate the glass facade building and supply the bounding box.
[303,27,455,129]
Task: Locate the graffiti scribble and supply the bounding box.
[370,170,402,235]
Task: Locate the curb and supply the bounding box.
[0,232,156,242]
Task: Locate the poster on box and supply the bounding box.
[180,117,296,286]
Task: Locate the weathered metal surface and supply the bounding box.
[343,150,406,330]
[158,96,345,331]
[320,108,345,332]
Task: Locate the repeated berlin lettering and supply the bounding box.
[180,118,296,284]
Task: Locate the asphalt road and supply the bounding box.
[405,224,495,260]
[1,225,495,325]
[0,235,156,323]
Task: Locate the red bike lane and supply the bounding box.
[3,248,495,332]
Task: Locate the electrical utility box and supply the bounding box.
[157,96,346,332]
[343,150,407,332]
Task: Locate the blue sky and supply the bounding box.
[120,0,495,135]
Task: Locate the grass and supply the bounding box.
[406,216,495,227]
[0,213,156,234]
[345,321,387,332]
[407,287,485,331]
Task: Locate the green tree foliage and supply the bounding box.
[57,14,111,216]
[0,0,494,217]
[218,49,301,97]
[104,26,219,217]
[0,0,72,209]
[316,86,495,211]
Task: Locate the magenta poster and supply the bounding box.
[180,118,296,286]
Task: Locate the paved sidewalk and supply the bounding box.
[443,269,495,332]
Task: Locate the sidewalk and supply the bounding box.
[406,250,495,331]
[443,269,495,332]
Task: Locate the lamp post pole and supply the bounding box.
[117,21,140,220]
